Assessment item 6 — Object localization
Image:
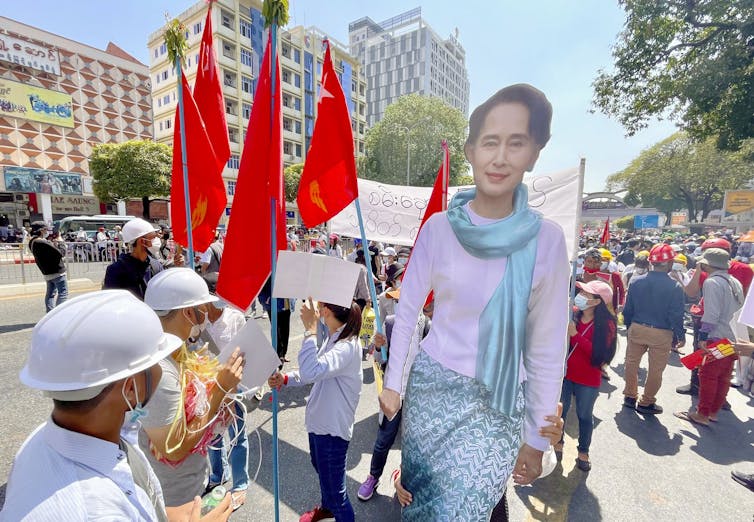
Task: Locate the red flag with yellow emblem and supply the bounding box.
[170,71,227,252]
[296,41,358,227]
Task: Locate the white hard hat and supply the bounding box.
[122,218,158,243]
[145,267,219,311]
[381,247,396,257]
[19,290,181,401]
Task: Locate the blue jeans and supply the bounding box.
[369,407,402,479]
[45,274,68,312]
[208,400,249,491]
[308,433,354,522]
[559,378,599,454]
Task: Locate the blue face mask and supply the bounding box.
[574,294,591,311]
[122,373,150,425]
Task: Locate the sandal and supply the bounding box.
[231,490,247,511]
[575,457,591,472]
[674,410,710,427]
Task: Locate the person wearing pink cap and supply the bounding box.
[555,280,617,471]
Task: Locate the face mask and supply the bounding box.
[600,262,609,271]
[122,375,149,425]
[185,308,207,341]
[147,236,161,256]
[635,267,648,275]
[574,294,591,311]
[397,257,408,266]
[672,263,685,272]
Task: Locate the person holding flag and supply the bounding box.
[378,84,570,519]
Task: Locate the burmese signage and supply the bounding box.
[0,32,60,75]
[0,78,74,128]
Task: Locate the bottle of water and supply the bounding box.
[201,485,227,515]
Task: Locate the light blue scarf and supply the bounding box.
[447,184,541,415]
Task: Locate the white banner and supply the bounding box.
[0,33,60,76]
[330,165,583,259]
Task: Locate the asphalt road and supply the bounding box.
[0,291,752,521]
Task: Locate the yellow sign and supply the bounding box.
[723,190,754,220]
[0,78,73,128]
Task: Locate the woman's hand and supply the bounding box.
[539,402,564,445]
[393,470,413,507]
[300,298,319,332]
[379,388,401,420]
[512,444,543,485]
[217,348,244,392]
[268,371,285,389]
[567,321,577,338]
[372,332,387,349]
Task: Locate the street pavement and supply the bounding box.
[0,291,752,521]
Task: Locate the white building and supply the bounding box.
[348,7,470,127]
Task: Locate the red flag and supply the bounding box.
[296,42,358,228]
[600,217,610,245]
[170,72,226,252]
[217,33,285,310]
[193,3,230,170]
[419,140,450,231]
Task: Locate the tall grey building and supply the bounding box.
[349,7,470,127]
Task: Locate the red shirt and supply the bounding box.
[566,319,615,387]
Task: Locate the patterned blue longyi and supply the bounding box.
[401,351,524,522]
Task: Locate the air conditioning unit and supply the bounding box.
[14,193,29,202]
[17,209,29,217]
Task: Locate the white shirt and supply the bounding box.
[0,420,163,522]
[206,307,247,352]
[384,206,570,451]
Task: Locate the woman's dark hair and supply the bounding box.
[574,298,616,367]
[466,84,552,148]
[355,249,366,266]
[323,302,362,342]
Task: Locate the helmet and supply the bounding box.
[637,250,650,258]
[674,253,687,265]
[19,290,181,400]
[649,244,674,264]
[144,267,219,311]
[599,248,612,261]
[701,237,731,252]
[122,218,158,243]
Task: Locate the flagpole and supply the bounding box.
[354,199,386,358]
[174,47,195,269]
[441,140,449,212]
[269,21,281,522]
[571,158,586,317]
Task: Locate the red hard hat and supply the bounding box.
[701,238,731,252]
[649,244,674,264]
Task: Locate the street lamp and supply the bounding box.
[394,119,430,186]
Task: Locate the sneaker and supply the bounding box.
[636,403,663,415]
[357,475,379,501]
[299,506,335,522]
[623,396,637,409]
[731,470,754,491]
[676,384,698,396]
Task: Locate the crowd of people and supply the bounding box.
[3,83,753,522]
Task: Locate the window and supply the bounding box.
[157,98,162,107]
[240,19,252,38]
[295,143,302,157]
[283,93,291,108]
[159,121,163,131]
[241,75,253,94]
[295,120,301,134]
[187,57,191,67]
[224,70,236,88]
[242,103,251,119]
[163,94,170,105]
[161,70,168,81]
[282,44,290,58]
[228,126,238,143]
[283,141,292,155]
[222,40,235,59]
[227,155,240,169]
[193,22,202,35]
[283,118,292,131]
[225,100,237,116]
[294,73,301,88]
[160,43,167,55]
[164,119,171,130]
[155,74,160,85]
[227,180,237,194]
[282,70,290,84]
[294,49,301,64]
[153,48,158,59]
[241,49,252,67]
[294,97,301,111]
[221,10,234,29]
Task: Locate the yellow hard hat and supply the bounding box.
[674,253,687,265]
[599,248,612,260]
[637,250,650,258]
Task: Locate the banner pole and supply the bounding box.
[570,158,586,317]
[175,60,195,270]
[354,199,385,358]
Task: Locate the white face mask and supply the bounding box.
[672,263,685,272]
[574,294,592,310]
[147,236,161,256]
[600,262,609,271]
[397,257,408,266]
[635,267,648,275]
[185,308,207,340]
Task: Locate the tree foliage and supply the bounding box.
[262,0,289,27]
[89,140,172,219]
[362,94,468,186]
[454,174,474,186]
[606,133,753,222]
[614,215,635,231]
[593,0,754,150]
[284,162,303,202]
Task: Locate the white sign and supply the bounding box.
[0,33,60,76]
[273,251,361,308]
[330,166,583,259]
[219,319,281,391]
[738,286,754,330]
[50,194,99,215]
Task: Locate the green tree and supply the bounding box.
[592,0,754,150]
[89,140,172,219]
[454,174,474,186]
[606,133,753,222]
[614,215,635,231]
[363,94,468,186]
[284,162,303,202]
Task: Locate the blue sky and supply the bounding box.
[4,0,678,192]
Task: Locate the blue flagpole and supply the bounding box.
[175,59,195,269]
[354,199,385,358]
[269,22,281,522]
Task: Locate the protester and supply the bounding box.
[258,276,295,364]
[377,268,403,329]
[103,218,164,300]
[378,84,569,519]
[617,238,640,266]
[581,247,625,312]
[670,253,690,287]
[269,299,363,522]
[558,280,617,471]
[622,243,685,414]
[328,233,344,259]
[624,252,650,289]
[201,231,224,275]
[380,246,400,283]
[28,221,68,312]
[353,249,371,311]
[675,248,743,426]
[142,268,245,507]
[0,290,232,521]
